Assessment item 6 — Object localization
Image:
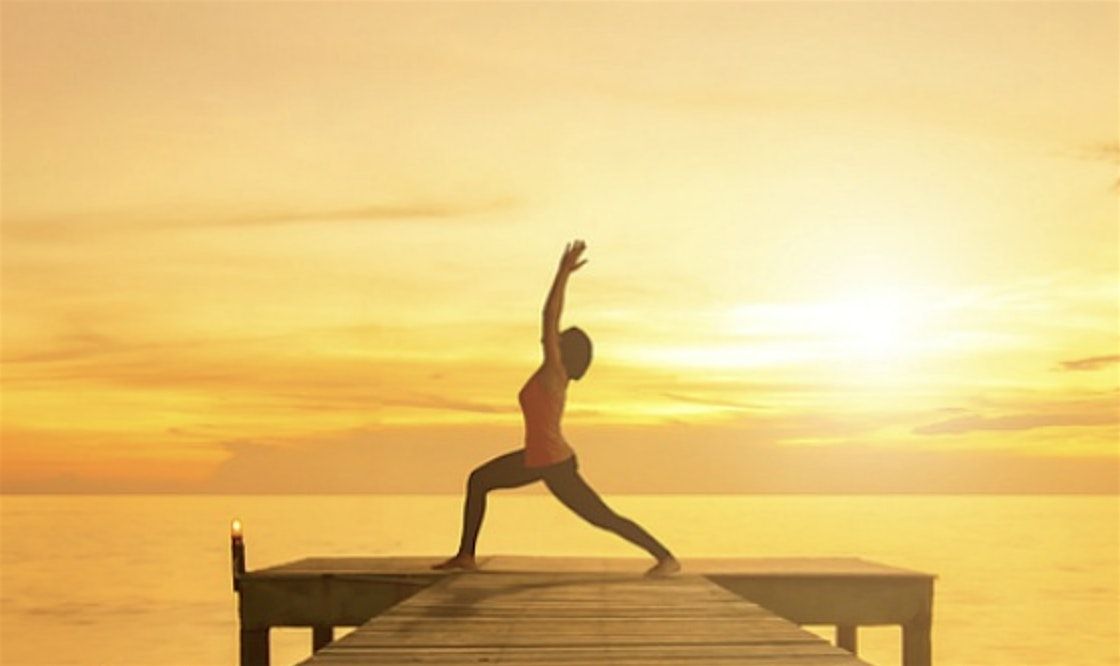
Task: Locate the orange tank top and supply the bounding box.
[518,369,574,468]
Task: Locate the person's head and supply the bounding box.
[560,326,593,380]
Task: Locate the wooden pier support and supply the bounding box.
[837,623,858,653]
[311,625,333,652]
[239,627,269,666]
[903,606,934,666]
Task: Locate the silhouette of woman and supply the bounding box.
[434,240,680,577]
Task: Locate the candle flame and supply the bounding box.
[231,518,243,538]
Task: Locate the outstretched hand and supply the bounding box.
[559,240,588,274]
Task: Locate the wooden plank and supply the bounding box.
[483,556,930,578]
[303,646,863,663]
[708,575,934,625]
[251,556,465,578]
[297,573,871,666]
[252,555,930,578]
[301,657,866,666]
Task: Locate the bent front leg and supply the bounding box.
[456,450,541,557]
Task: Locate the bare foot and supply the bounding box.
[645,556,681,578]
[432,554,478,571]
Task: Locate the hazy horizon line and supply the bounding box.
[2,490,1116,497]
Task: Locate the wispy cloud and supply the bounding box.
[661,393,765,411]
[381,393,513,415]
[1,331,125,365]
[3,197,519,242]
[186,198,519,229]
[1078,141,1120,191]
[913,409,1117,435]
[1058,354,1120,372]
[193,422,1120,494]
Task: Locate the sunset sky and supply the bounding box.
[2,2,1117,493]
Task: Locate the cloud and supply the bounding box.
[5,413,1117,494]
[1058,354,1120,372]
[196,422,1120,494]
[4,345,518,416]
[204,425,522,493]
[1078,141,1120,191]
[1076,142,1119,162]
[1,331,126,364]
[651,379,834,413]
[381,394,513,415]
[913,410,1117,435]
[2,196,518,242]
[182,198,518,229]
[661,393,764,411]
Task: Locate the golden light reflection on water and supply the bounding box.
[1,495,1116,666]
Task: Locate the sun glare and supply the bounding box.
[723,287,930,368]
[827,292,915,359]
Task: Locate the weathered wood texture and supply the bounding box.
[296,572,872,665]
[251,555,925,577]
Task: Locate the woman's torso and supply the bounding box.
[518,367,574,467]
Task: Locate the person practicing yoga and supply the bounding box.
[434,240,680,577]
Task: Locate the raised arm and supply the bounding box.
[541,240,587,368]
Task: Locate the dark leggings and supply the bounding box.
[455,450,672,560]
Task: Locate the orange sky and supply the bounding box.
[2,2,1117,493]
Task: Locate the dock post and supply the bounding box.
[836,624,858,654]
[232,519,269,666]
[902,608,932,666]
[312,625,333,652]
[231,519,245,592]
[240,628,270,666]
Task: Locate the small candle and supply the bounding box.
[230,517,245,592]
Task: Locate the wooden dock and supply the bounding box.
[234,556,933,666]
[295,571,872,665]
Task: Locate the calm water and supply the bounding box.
[0,494,1116,666]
